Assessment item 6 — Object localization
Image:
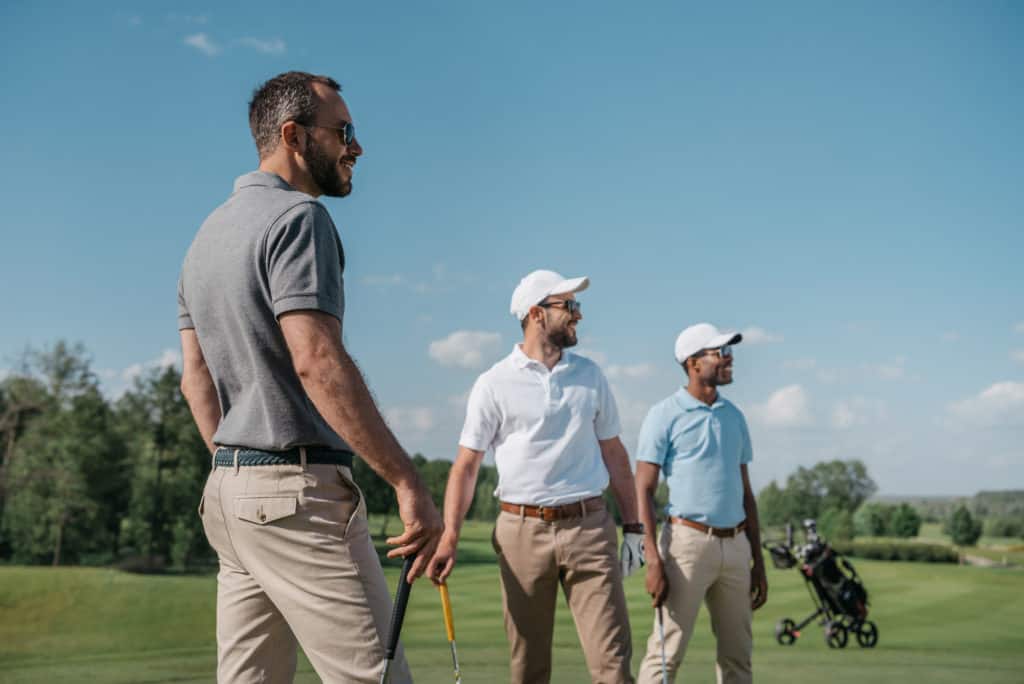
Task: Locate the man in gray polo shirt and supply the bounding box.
[178,71,441,684]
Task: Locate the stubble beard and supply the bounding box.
[547,324,578,349]
[305,135,351,198]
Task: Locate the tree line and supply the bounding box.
[1,342,1016,569]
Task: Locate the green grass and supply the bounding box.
[2,519,1023,683]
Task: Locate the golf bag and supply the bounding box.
[763,519,879,649]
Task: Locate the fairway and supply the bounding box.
[2,521,1022,683]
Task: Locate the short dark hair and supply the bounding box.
[248,71,341,159]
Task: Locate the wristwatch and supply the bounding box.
[622,522,644,534]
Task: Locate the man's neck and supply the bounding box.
[258,159,321,197]
[686,381,718,406]
[520,338,562,371]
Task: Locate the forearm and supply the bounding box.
[635,463,662,563]
[297,346,421,491]
[600,439,639,523]
[182,369,221,455]
[442,448,483,541]
[743,490,765,567]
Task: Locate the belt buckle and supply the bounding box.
[538,506,555,522]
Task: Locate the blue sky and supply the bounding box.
[1,2,1021,496]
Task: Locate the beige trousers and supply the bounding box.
[492,506,634,684]
[637,523,753,684]
[199,460,411,684]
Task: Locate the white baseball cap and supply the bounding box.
[674,323,743,364]
[510,269,589,320]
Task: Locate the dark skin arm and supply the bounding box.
[742,463,768,610]
[636,461,668,607]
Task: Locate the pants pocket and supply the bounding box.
[197,495,205,517]
[335,465,365,539]
[234,496,298,525]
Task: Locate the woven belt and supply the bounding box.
[670,516,747,538]
[214,447,353,468]
[500,496,605,522]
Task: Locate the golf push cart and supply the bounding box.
[763,520,878,649]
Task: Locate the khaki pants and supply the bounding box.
[492,506,634,684]
[637,523,753,684]
[199,459,411,684]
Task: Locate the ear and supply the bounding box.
[279,120,304,153]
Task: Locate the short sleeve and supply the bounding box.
[636,405,670,466]
[593,369,621,440]
[177,273,194,330]
[738,410,753,465]
[458,376,501,452]
[265,202,345,322]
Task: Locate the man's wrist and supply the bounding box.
[622,522,644,534]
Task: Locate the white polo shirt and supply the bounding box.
[459,345,622,506]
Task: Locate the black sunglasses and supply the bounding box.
[538,299,581,315]
[302,121,356,145]
[698,345,733,359]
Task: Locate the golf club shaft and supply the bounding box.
[438,582,462,682]
[379,553,417,684]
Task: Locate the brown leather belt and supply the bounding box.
[500,496,605,522]
[670,516,747,538]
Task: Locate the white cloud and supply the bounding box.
[742,326,783,345]
[1015,322,1024,335]
[1011,350,1024,364]
[941,331,960,342]
[96,349,182,398]
[783,358,816,371]
[606,363,654,381]
[863,358,905,381]
[184,33,221,56]
[830,397,887,430]
[428,331,502,370]
[573,348,609,366]
[386,407,436,433]
[947,381,1024,429]
[750,384,812,428]
[237,37,287,55]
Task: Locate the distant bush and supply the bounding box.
[946,505,983,546]
[984,515,1024,539]
[832,540,958,563]
[818,507,855,541]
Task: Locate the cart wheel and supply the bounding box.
[825,623,849,649]
[856,621,878,648]
[775,618,798,646]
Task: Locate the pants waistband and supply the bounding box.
[213,446,354,469]
[500,496,605,522]
[670,516,747,538]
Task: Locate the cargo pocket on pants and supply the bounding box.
[234,496,298,525]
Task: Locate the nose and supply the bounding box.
[348,136,363,157]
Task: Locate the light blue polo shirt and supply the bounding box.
[636,388,752,528]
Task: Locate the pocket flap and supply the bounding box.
[235,496,297,525]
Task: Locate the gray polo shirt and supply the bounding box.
[177,171,351,452]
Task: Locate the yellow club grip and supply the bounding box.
[439,582,456,642]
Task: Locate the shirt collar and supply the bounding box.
[674,387,724,411]
[510,344,574,371]
[234,170,298,193]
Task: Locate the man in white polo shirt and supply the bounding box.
[427,269,644,684]
[635,323,767,684]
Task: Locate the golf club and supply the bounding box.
[438,582,463,683]
[379,553,417,684]
[658,604,668,684]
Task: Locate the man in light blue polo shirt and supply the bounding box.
[635,323,767,684]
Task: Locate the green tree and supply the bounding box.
[887,503,922,538]
[818,507,855,541]
[946,504,983,546]
[756,480,790,526]
[785,460,877,520]
[854,502,893,537]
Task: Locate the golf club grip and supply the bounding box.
[439,582,456,642]
[385,554,416,659]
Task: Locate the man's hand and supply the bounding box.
[750,562,768,610]
[620,532,646,577]
[385,483,444,583]
[426,530,459,584]
[645,559,669,607]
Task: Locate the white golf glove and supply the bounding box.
[620,531,646,577]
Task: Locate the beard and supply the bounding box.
[546,324,578,349]
[304,135,351,197]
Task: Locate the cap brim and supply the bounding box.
[707,331,742,348]
[547,276,589,297]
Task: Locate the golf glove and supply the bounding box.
[620,532,645,577]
